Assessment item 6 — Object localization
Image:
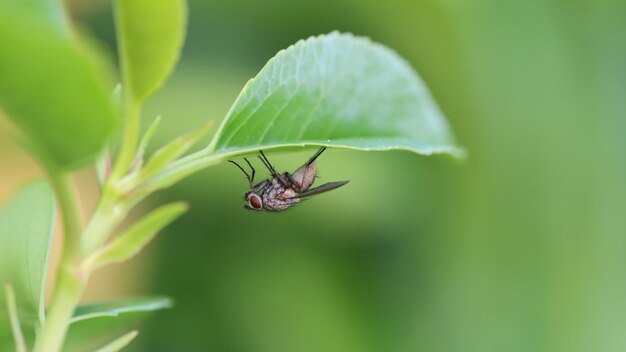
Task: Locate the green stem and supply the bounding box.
[138,153,224,195]
[50,168,82,258]
[81,186,127,256]
[33,264,86,352]
[33,170,86,352]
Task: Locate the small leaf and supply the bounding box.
[136,115,162,166]
[65,297,171,351]
[0,0,118,169]
[93,330,138,352]
[4,282,27,352]
[208,32,464,158]
[82,203,187,271]
[138,121,213,181]
[96,149,112,186]
[0,181,55,334]
[70,297,173,324]
[115,0,187,102]
[111,83,123,108]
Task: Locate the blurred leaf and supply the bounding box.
[4,283,27,352]
[62,298,167,352]
[0,0,117,169]
[0,181,55,345]
[139,122,212,180]
[208,32,463,158]
[111,83,123,109]
[136,115,162,166]
[96,149,112,187]
[93,330,138,352]
[115,0,187,102]
[70,297,173,323]
[83,203,188,271]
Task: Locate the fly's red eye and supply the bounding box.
[248,194,262,209]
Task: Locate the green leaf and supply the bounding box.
[70,297,173,324]
[65,297,171,352]
[208,32,464,158]
[93,330,138,352]
[138,122,213,181]
[115,0,187,102]
[0,181,55,338]
[0,0,118,169]
[4,283,27,352]
[136,115,162,166]
[82,203,188,271]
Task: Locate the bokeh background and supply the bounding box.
[1,0,625,351]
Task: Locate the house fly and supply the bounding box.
[228,147,349,212]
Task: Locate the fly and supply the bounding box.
[228,147,349,212]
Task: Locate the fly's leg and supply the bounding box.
[252,179,270,193]
[306,147,327,165]
[284,172,299,187]
[228,158,256,188]
[244,157,255,185]
[258,150,290,187]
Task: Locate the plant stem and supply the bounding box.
[81,186,126,256]
[33,264,86,352]
[49,168,83,258]
[33,170,85,352]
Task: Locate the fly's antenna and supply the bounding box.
[306,147,327,165]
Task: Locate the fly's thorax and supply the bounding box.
[262,180,299,211]
[263,180,285,203]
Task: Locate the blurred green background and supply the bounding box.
[3,0,625,351]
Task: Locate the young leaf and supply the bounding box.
[115,0,187,102]
[65,297,171,351]
[208,32,464,158]
[93,330,138,352]
[70,297,173,323]
[82,203,188,271]
[96,149,112,186]
[4,283,27,352]
[136,115,163,167]
[0,0,117,169]
[138,121,213,181]
[0,181,55,332]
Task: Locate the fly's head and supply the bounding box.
[244,191,263,211]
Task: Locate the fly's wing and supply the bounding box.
[289,163,316,191]
[288,147,329,192]
[295,180,349,198]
